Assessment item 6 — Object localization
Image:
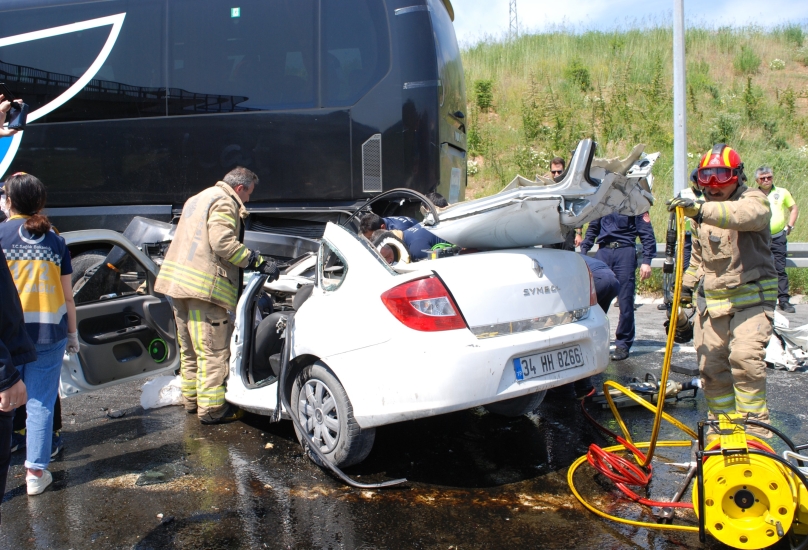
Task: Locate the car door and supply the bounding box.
[60,230,179,397]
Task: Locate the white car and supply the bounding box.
[60,139,656,469]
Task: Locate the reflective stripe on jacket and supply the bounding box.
[155,182,251,310]
[683,185,777,317]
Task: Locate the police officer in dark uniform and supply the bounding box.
[580,212,657,361]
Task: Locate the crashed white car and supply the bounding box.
[59,139,656,468]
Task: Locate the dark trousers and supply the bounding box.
[0,409,13,521]
[592,268,620,314]
[683,233,692,273]
[596,246,637,351]
[771,232,790,303]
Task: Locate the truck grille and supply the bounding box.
[362,134,382,193]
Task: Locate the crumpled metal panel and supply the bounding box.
[427,139,656,249]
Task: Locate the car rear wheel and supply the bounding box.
[484,390,547,417]
[291,361,375,468]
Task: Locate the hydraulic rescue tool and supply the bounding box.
[568,208,808,550]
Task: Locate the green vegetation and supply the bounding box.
[462,25,808,292]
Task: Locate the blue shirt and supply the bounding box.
[402,223,449,260]
[383,216,418,232]
[0,217,73,344]
[580,212,657,265]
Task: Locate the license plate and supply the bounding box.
[513,345,585,381]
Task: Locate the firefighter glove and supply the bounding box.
[247,251,280,282]
[666,197,703,222]
[679,285,693,306]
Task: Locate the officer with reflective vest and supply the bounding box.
[155,167,279,424]
[668,144,777,438]
[755,165,798,313]
[580,212,657,361]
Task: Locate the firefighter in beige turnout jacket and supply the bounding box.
[155,167,279,424]
[669,144,777,438]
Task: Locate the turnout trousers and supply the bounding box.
[172,297,232,422]
[595,246,636,351]
[771,232,790,303]
[694,305,773,438]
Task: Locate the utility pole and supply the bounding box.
[509,0,518,40]
[672,0,687,195]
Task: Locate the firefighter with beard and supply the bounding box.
[668,144,777,438]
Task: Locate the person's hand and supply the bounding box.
[0,379,27,412]
[66,331,80,354]
[639,263,652,280]
[574,233,583,247]
[248,251,280,282]
[0,96,11,113]
[666,197,702,219]
[679,286,693,306]
[785,225,793,236]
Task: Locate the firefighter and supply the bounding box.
[668,144,777,438]
[155,167,279,424]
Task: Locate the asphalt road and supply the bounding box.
[2,303,807,549]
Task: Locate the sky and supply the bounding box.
[450,0,808,46]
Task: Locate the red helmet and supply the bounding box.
[696,144,744,187]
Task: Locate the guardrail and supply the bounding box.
[585,243,808,268]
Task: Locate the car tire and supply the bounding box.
[371,231,410,264]
[291,361,375,468]
[484,390,547,417]
[70,249,109,287]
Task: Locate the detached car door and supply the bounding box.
[60,230,179,397]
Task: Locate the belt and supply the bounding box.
[600,242,632,249]
[771,230,785,239]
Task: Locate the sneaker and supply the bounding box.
[26,469,53,495]
[779,301,796,313]
[51,431,64,458]
[610,347,630,361]
[10,430,25,453]
[200,404,244,425]
[657,302,667,310]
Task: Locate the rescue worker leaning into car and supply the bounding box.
[668,144,777,439]
[155,167,279,425]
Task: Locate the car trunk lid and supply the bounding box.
[412,248,592,338]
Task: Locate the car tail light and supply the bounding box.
[381,276,467,332]
[587,265,598,307]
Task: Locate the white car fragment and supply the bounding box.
[426,139,657,249]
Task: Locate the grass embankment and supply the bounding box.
[461,25,808,293]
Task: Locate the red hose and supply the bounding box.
[581,393,694,509]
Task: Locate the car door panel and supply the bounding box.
[76,295,176,385]
[61,229,179,396]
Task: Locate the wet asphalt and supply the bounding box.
[2,304,808,549]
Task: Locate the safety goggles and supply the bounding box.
[697,166,736,186]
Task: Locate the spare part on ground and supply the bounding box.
[425,139,657,249]
[766,310,808,372]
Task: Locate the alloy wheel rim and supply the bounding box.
[298,379,339,453]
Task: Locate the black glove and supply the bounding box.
[679,286,693,306]
[666,197,703,221]
[247,251,280,282]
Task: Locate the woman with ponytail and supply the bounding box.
[0,173,76,495]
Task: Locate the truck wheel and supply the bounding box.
[291,361,375,468]
[70,249,109,287]
[484,390,547,417]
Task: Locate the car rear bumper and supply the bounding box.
[323,306,610,428]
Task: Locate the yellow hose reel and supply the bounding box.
[693,417,799,549]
